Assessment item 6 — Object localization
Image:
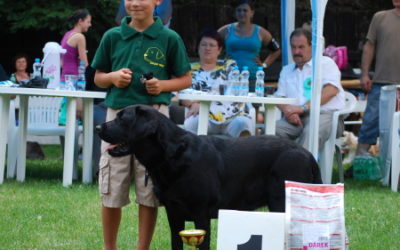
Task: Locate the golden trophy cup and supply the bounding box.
[179,229,206,249]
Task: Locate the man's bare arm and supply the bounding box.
[360,40,375,93]
[320,84,339,105]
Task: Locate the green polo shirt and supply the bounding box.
[92,16,191,109]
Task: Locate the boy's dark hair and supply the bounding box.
[233,0,255,10]
[68,9,90,26]
[12,53,30,71]
[290,28,312,46]
[197,29,224,49]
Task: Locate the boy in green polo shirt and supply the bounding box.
[91,0,191,249]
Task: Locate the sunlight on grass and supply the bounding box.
[0,145,399,249]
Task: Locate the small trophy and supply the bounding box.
[179,229,206,249]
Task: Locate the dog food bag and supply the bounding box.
[285,181,347,250]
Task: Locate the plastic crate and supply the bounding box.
[353,155,381,180]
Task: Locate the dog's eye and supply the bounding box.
[117,112,133,126]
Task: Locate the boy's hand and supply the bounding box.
[145,77,163,95]
[112,68,132,88]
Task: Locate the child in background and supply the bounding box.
[91,0,191,249]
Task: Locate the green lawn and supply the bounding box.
[0,145,399,249]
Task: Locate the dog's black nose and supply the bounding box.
[95,125,102,134]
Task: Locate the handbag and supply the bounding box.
[19,76,49,88]
[323,45,348,70]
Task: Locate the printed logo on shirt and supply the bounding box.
[144,47,166,68]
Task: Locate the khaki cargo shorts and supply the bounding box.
[99,104,169,208]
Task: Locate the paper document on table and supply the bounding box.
[285,181,347,250]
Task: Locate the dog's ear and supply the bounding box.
[133,105,188,158]
[129,105,160,138]
[164,138,188,159]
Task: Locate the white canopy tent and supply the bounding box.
[280,0,296,66]
[281,0,329,159]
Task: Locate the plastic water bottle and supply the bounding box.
[228,66,240,96]
[10,74,17,83]
[59,80,66,90]
[76,61,86,91]
[255,66,265,97]
[32,58,42,78]
[240,66,250,96]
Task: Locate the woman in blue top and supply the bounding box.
[218,0,281,87]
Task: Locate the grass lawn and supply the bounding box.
[0,145,399,249]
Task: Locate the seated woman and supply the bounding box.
[182,29,254,137]
[10,53,31,84]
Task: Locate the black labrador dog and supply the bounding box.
[97,104,322,250]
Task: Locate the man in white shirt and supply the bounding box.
[274,28,345,151]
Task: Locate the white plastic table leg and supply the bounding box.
[16,95,28,182]
[63,97,77,187]
[0,95,10,184]
[82,99,94,183]
[197,101,211,135]
[264,104,276,135]
[7,100,18,179]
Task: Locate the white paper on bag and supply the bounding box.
[285,181,346,250]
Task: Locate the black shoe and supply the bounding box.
[344,166,353,178]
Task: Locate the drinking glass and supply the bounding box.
[64,75,78,91]
[219,83,227,95]
[200,84,211,94]
[265,85,276,96]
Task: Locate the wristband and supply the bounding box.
[302,104,309,113]
[267,38,280,51]
[262,63,268,69]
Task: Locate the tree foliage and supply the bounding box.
[0,0,119,34]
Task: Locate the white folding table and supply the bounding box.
[178,93,297,135]
[0,87,106,186]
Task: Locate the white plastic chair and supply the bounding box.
[27,96,65,135]
[319,91,361,184]
[391,111,400,192]
[7,96,80,181]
